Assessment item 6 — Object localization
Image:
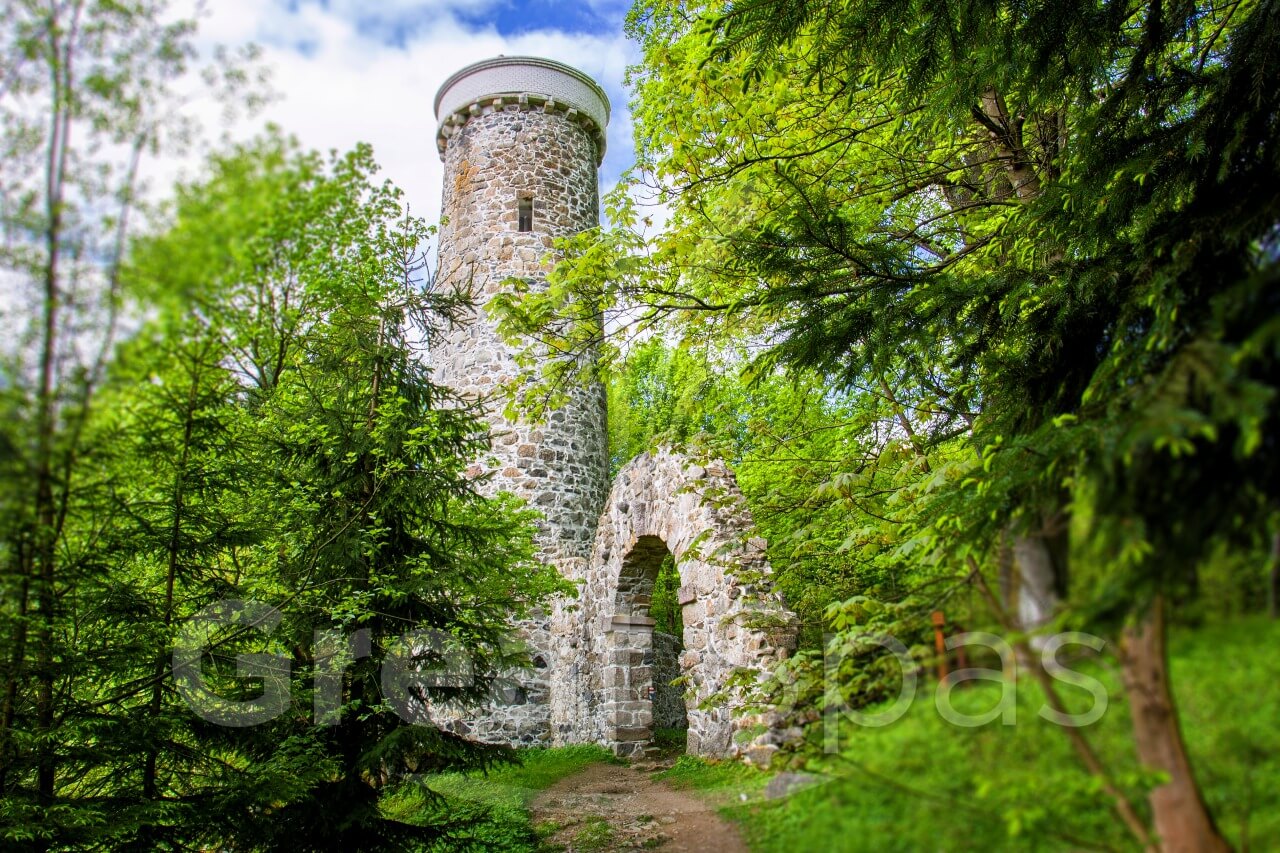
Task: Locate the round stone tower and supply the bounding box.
[432,57,611,744]
[433,56,610,568]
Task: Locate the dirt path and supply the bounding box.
[530,761,748,852]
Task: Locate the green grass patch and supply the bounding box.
[572,816,614,850]
[383,744,617,851]
[656,754,769,795]
[653,726,689,750]
[706,616,1280,852]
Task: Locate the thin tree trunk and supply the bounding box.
[34,20,67,808]
[1005,513,1069,646]
[969,558,1153,849]
[1120,596,1232,853]
[1011,534,1060,635]
[997,533,1017,610]
[877,372,930,473]
[34,2,86,808]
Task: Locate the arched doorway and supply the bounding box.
[607,536,689,755]
[650,552,690,750]
[578,449,797,758]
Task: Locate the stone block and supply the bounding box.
[609,649,647,668]
[615,726,651,742]
[604,614,655,635]
[601,666,629,689]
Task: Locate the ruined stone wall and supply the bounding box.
[578,449,797,757]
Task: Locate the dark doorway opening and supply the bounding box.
[615,535,690,756]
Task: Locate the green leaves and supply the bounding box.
[0,129,568,846]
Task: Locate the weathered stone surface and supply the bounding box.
[575,449,797,758]
[764,772,826,800]
[433,88,609,573]
[651,631,688,732]
[742,744,781,769]
[427,56,797,760]
[426,59,608,749]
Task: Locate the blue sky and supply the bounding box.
[291,0,631,46]
[448,0,631,40]
[179,0,641,226]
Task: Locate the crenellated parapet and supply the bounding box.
[434,56,609,164]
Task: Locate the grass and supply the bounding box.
[653,726,689,750]
[657,753,769,796]
[571,816,614,850]
[383,618,1279,851]
[666,616,1280,852]
[382,744,617,851]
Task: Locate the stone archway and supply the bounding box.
[578,448,796,757]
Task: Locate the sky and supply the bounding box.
[0,1,644,354]
[176,0,641,226]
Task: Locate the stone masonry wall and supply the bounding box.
[434,104,608,567]
[576,449,797,757]
[651,631,688,732]
[432,98,609,748]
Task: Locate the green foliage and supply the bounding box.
[0,1,273,846]
[653,726,689,750]
[502,0,1280,637]
[0,131,566,849]
[681,619,1280,851]
[650,553,683,638]
[386,745,619,852]
[606,341,725,473]
[503,0,1280,842]
[605,339,960,650]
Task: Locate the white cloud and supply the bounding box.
[157,0,639,231]
[3,1,643,367]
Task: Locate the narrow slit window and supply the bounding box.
[517,196,533,232]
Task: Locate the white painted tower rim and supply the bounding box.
[433,56,611,163]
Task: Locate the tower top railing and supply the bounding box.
[433,56,611,164]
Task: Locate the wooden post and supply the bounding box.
[931,610,948,682]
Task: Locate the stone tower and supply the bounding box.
[434,55,609,568]
[433,57,797,760]
[432,57,612,743]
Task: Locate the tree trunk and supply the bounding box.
[973,87,1043,202]
[1012,534,1059,635]
[1120,596,1231,853]
[33,3,83,809]
[143,370,198,800]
